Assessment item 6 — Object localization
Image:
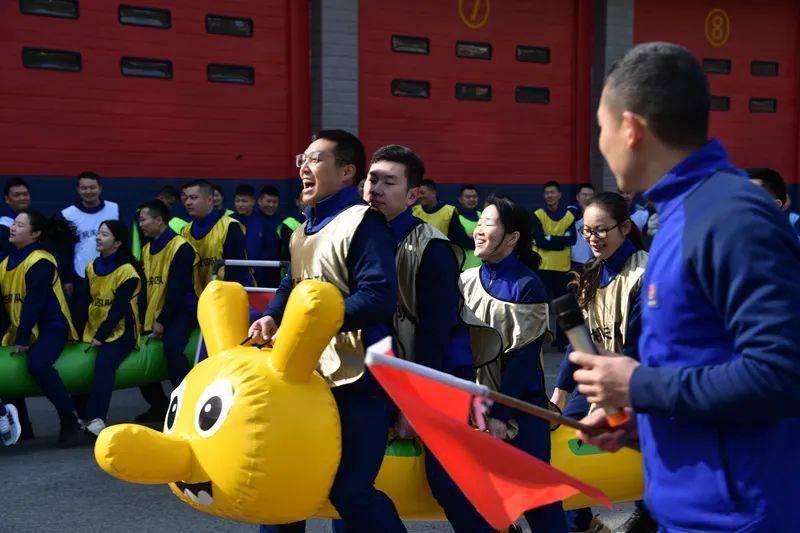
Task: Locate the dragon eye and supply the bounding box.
[163,381,186,434]
[194,380,234,437]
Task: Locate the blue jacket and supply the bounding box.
[630,139,800,531]
[478,253,549,421]
[265,186,397,350]
[390,209,472,373]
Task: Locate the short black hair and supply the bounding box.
[77,170,101,186]
[4,177,29,197]
[543,180,561,191]
[211,183,224,197]
[420,178,437,191]
[605,42,709,149]
[576,182,594,192]
[370,144,425,189]
[157,185,179,202]
[259,185,280,198]
[185,179,213,197]
[139,198,171,223]
[312,129,366,184]
[747,167,787,204]
[234,184,256,198]
[460,184,477,195]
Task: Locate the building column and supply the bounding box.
[310,0,359,135]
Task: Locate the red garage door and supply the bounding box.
[0,0,309,180]
[635,0,799,184]
[359,0,592,186]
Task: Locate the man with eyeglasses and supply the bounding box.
[249,130,404,533]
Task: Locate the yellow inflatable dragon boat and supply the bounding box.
[95,280,642,525]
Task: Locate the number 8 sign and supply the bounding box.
[705,8,730,48]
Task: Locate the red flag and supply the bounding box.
[368,349,611,530]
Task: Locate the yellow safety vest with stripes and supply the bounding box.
[533,208,575,272]
[413,204,457,236]
[182,216,246,287]
[0,249,78,345]
[142,234,201,332]
[84,260,141,346]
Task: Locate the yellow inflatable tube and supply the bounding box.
[95,280,642,525]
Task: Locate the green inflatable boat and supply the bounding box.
[0,330,200,397]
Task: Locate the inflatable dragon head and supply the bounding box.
[94,280,344,524]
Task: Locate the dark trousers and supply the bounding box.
[512,396,568,533]
[25,327,73,418]
[85,333,136,421]
[538,269,572,349]
[140,314,195,409]
[425,450,493,532]
[259,375,406,533]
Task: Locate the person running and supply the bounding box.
[461,195,567,533]
[0,210,82,447]
[363,145,488,532]
[250,130,404,533]
[550,192,653,533]
[74,221,141,437]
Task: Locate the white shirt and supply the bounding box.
[61,200,120,277]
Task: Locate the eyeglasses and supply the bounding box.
[582,223,619,240]
[295,151,350,168]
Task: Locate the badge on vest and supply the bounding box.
[647,283,659,308]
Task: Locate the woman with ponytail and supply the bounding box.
[550,192,654,533]
[0,210,82,447]
[75,219,141,438]
[459,194,567,533]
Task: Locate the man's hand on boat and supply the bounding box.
[248,315,278,343]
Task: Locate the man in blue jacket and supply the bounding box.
[249,130,404,533]
[570,42,800,532]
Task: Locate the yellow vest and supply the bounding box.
[533,208,576,272]
[142,234,201,332]
[585,250,648,352]
[181,216,246,287]
[84,261,141,346]
[459,267,551,391]
[289,204,369,387]
[412,204,457,236]
[394,222,463,360]
[458,211,482,270]
[0,249,77,346]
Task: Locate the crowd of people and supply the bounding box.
[3,41,800,533]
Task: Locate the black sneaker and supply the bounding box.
[58,415,88,448]
[615,507,658,533]
[134,406,166,424]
